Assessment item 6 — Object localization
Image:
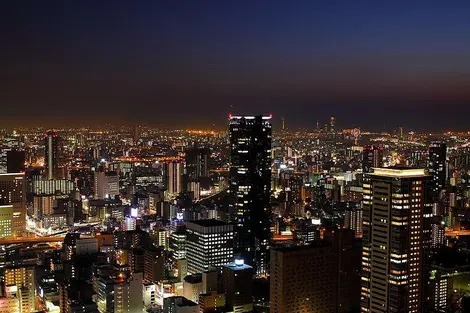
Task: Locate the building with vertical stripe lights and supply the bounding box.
[361,167,431,313]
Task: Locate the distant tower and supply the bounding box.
[352,128,361,146]
[281,117,285,131]
[45,130,59,180]
[330,116,335,133]
[133,125,140,144]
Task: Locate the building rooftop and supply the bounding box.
[188,219,229,227]
[371,167,428,178]
[223,260,253,271]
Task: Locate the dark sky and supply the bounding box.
[3,1,470,130]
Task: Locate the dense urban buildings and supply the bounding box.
[229,115,272,275]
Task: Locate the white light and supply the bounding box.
[235,259,244,266]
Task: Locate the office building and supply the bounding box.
[45,130,59,180]
[170,224,186,261]
[362,146,383,173]
[361,168,431,313]
[94,169,119,200]
[185,147,210,189]
[344,205,363,238]
[270,243,335,313]
[222,260,254,313]
[165,161,184,196]
[186,220,234,275]
[428,142,447,198]
[6,150,25,173]
[328,229,361,313]
[144,247,165,283]
[229,114,272,275]
[0,173,26,237]
[0,205,13,238]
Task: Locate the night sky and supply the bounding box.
[3,1,470,130]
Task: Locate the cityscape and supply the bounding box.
[4,2,470,313]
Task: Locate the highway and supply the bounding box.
[0,237,66,245]
[444,230,470,237]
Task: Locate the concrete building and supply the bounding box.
[361,168,431,313]
[222,260,254,313]
[186,220,234,275]
[0,173,26,237]
[270,243,335,313]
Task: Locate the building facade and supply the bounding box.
[229,114,272,275]
[361,167,431,313]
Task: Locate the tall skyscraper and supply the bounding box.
[427,142,446,198]
[185,147,210,189]
[6,150,25,173]
[45,130,59,180]
[0,173,26,237]
[165,161,184,196]
[186,219,234,275]
[362,145,383,173]
[361,168,431,313]
[229,114,272,275]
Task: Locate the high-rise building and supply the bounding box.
[185,147,210,189]
[0,173,26,237]
[229,114,272,275]
[362,145,383,173]
[428,142,446,198]
[344,205,363,238]
[45,130,59,180]
[170,224,186,261]
[165,161,184,196]
[94,169,119,200]
[270,242,336,313]
[328,229,361,313]
[6,150,25,173]
[144,247,165,283]
[222,259,254,313]
[186,220,234,275]
[361,168,431,313]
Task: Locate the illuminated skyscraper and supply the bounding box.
[361,168,431,313]
[362,145,383,173]
[229,114,272,275]
[165,161,184,196]
[427,142,446,199]
[45,130,59,180]
[0,173,26,237]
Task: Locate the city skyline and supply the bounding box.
[3,1,470,130]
